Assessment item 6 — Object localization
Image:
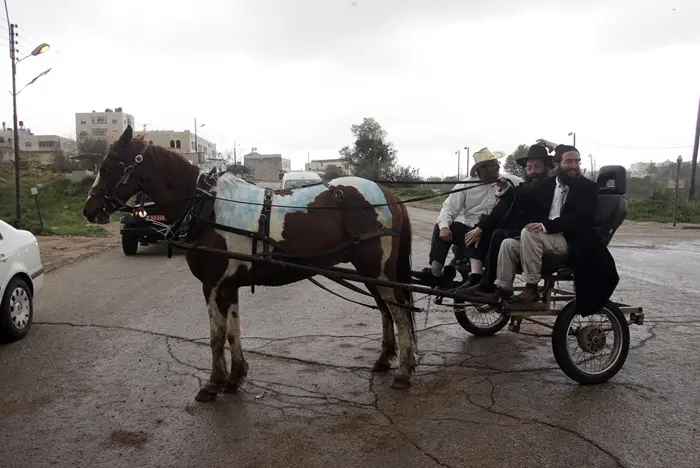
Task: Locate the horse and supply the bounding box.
[82,125,418,402]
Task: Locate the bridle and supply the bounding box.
[92,142,150,211]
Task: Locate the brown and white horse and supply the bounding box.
[82,126,418,401]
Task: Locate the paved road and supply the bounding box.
[2,208,700,468]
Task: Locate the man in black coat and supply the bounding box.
[475,140,620,315]
[460,144,554,295]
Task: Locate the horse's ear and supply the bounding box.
[118,125,133,148]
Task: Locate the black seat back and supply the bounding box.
[593,165,627,246]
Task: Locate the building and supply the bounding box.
[0,122,77,166]
[244,150,291,181]
[142,130,218,165]
[75,107,135,145]
[305,158,350,176]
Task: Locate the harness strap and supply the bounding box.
[250,188,274,294]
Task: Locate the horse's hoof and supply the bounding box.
[390,375,411,389]
[371,361,391,373]
[195,388,219,402]
[222,380,243,393]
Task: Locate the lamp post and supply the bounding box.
[455,146,469,180]
[194,118,206,164]
[568,131,576,147]
[8,19,50,219]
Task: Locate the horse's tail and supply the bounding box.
[396,198,417,342]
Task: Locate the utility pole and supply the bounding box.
[10,23,21,219]
[194,117,199,164]
[689,97,700,200]
[464,146,470,179]
[456,150,460,180]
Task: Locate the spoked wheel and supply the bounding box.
[552,301,630,384]
[454,302,509,337]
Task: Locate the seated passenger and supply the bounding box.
[460,144,553,296]
[481,140,619,312]
[412,148,523,287]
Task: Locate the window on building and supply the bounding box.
[96,116,108,124]
[25,141,32,147]
[92,128,107,137]
[176,140,181,149]
[39,140,57,148]
[170,140,175,148]
[112,119,118,124]
[80,120,87,124]
[191,141,196,150]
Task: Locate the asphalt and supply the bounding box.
[1,207,700,468]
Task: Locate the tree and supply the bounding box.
[227,162,252,178]
[323,164,344,181]
[504,144,528,179]
[77,138,108,172]
[386,164,422,182]
[339,117,398,180]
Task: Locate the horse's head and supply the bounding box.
[83,125,152,224]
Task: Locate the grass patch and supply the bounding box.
[0,170,109,236]
[627,197,700,223]
[393,187,447,207]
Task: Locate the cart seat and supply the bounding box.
[593,165,628,247]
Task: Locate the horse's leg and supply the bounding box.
[195,282,229,402]
[375,285,416,389]
[367,284,396,373]
[221,286,248,393]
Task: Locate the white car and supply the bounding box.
[0,219,44,342]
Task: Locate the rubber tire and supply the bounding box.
[0,277,33,343]
[122,233,138,255]
[454,305,509,337]
[551,301,630,385]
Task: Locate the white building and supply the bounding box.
[75,107,135,144]
[305,158,350,176]
[244,151,292,181]
[0,122,77,165]
[143,130,218,165]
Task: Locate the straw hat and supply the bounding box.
[470,147,505,177]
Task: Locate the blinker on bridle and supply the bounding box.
[94,143,149,209]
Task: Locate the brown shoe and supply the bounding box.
[513,283,540,303]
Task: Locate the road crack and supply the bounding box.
[463,377,627,468]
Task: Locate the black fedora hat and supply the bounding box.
[516,144,554,168]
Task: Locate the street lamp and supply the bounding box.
[8,21,50,219]
[568,132,576,147]
[194,118,206,164]
[456,146,469,180]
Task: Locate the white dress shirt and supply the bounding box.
[541,178,569,232]
[436,173,524,229]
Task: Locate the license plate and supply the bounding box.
[146,215,166,221]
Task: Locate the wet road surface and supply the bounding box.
[2,207,700,468]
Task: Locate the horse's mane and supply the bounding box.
[134,132,200,185]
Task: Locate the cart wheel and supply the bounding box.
[122,234,138,255]
[454,303,509,337]
[551,301,630,384]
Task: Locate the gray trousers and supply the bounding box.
[494,227,568,291]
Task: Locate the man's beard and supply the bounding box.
[557,166,581,186]
[525,171,548,183]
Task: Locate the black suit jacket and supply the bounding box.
[527,175,599,238]
[525,175,619,316]
[477,179,548,233]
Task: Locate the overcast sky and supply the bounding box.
[3,0,699,178]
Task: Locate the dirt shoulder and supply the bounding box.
[37,223,121,273]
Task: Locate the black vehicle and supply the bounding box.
[119,192,170,255]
